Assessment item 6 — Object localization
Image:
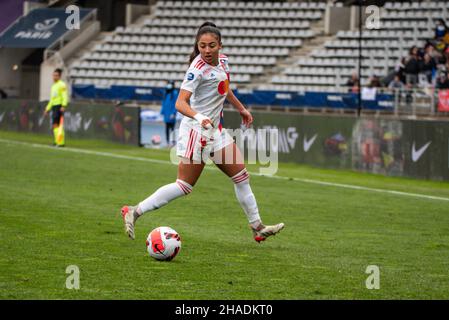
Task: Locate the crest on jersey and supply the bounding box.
[218,79,229,95]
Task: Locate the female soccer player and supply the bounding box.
[121,22,284,243]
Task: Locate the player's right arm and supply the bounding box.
[44,102,51,115]
[44,89,53,115]
[176,89,213,129]
[60,81,68,112]
[176,66,213,129]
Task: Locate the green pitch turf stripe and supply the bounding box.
[252,173,449,202]
[1,137,448,203]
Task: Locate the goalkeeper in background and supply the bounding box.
[44,68,68,147]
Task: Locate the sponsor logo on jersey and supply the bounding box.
[187,72,194,81]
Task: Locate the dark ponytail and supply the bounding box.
[189,21,221,64]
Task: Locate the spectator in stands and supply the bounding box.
[394,57,406,84]
[368,75,381,88]
[435,19,448,40]
[444,47,449,72]
[404,46,421,86]
[388,74,405,90]
[346,71,359,93]
[420,53,437,83]
[160,80,178,146]
[436,72,449,89]
[346,71,358,86]
[425,42,436,58]
[351,79,360,93]
[434,19,449,52]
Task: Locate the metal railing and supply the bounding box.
[367,87,447,117]
[245,86,449,119]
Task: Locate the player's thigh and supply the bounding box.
[177,158,205,186]
[212,142,245,178]
[52,105,62,126]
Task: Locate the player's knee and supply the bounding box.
[176,179,193,195]
[230,168,250,184]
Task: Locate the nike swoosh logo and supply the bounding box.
[84,118,93,131]
[412,141,431,162]
[0,112,4,123]
[303,134,317,152]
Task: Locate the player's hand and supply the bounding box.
[194,113,213,130]
[239,109,253,128]
[60,107,65,113]
[43,110,48,117]
[200,118,213,130]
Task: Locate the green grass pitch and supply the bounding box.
[1,130,449,299]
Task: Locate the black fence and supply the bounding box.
[224,110,449,181]
[0,99,141,146]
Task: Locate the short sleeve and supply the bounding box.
[180,67,202,93]
[60,82,68,106]
[219,55,230,81]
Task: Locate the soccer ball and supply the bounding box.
[146,227,181,261]
[151,134,161,145]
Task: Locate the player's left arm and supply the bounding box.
[60,83,68,112]
[226,88,253,127]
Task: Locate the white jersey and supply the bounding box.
[180,53,230,132]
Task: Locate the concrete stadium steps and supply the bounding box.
[68,0,326,89]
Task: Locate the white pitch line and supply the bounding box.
[1,137,449,203]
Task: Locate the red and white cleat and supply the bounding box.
[252,223,285,243]
[121,205,137,240]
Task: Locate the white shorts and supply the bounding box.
[176,121,234,162]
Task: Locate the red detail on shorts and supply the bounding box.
[184,129,194,158]
[188,131,198,159]
[150,228,165,254]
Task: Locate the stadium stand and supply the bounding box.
[62,0,449,115]
[268,0,449,92]
[69,0,327,89]
[69,0,449,94]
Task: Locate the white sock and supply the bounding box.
[231,168,262,227]
[137,179,192,215]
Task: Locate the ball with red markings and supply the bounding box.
[146,227,181,261]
